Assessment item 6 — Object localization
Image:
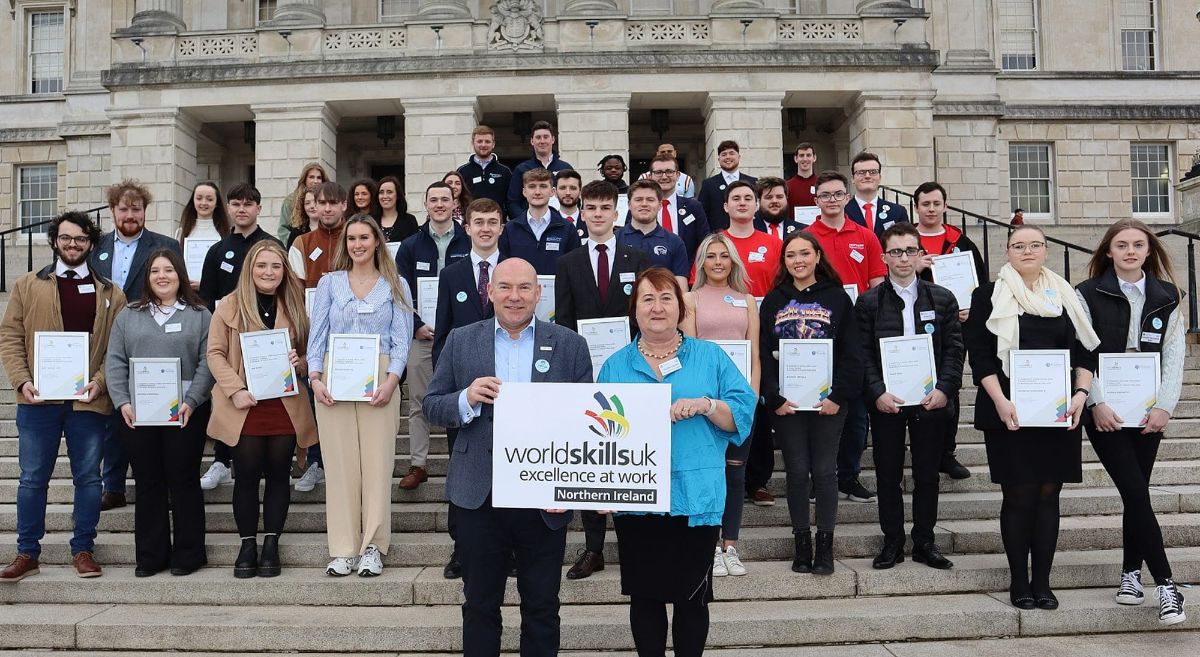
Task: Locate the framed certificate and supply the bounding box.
[33,331,89,401]
[327,334,381,402]
[239,329,298,400]
[879,334,937,406]
[615,195,629,226]
[1009,349,1072,428]
[931,252,979,310]
[535,275,556,322]
[417,276,439,327]
[1098,352,1160,428]
[305,288,317,318]
[183,237,219,283]
[386,242,402,261]
[713,340,752,384]
[577,316,631,381]
[843,284,859,304]
[130,358,183,426]
[792,205,820,226]
[778,338,833,411]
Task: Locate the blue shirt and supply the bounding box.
[306,271,415,379]
[597,335,756,526]
[617,222,690,278]
[458,319,536,423]
[111,231,143,290]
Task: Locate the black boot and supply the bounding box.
[234,537,257,579]
[258,533,281,578]
[791,531,813,573]
[812,530,835,576]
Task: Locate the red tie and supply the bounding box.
[863,202,874,231]
[660,200,673,233]
[596,244,609,304]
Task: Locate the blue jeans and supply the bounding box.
[102,414,128,493]
[16,403,108,558]
[837,398,869,485]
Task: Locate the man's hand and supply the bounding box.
[19,382,42,404]
[79,381,100,404]
[920,389,948,411]
[817,398,841,416]
[467,377,502,406]
[875,393,904,414]
[416,325,434,341]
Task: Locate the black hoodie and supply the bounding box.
[759,277,864,410]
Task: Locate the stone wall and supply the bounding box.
[933,117,1001,220]
[0,142,67,232]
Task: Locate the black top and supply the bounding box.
[381,213,419,243]
[256,291,277,330]
[198,226,281,310]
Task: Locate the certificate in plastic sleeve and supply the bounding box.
[239,329,298,400]
[33,331,89,401]
[1009,349,1072,428]
[131,358,183,426]
[778,339,834,411]
[327,334,381,402]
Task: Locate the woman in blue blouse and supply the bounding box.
[597,267,756,657]
[306,214,413,578]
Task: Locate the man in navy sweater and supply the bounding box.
[506,120,574,219]
[498,168,580,275]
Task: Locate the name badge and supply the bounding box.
[732,299,748,308]
[658,357,682,376]
[883,221,895,230]
[748,252,766,263]
[849,250,864,263]
[416,261,431,271]
[77,284,96,294]
[308,247,323,261]
[920,310,936,321]
[545,242,560,251]
[472,176,483,184]
[165,323,182,334]
[620,272,636,283]
[682,214,695,225]
[357,304,375,314]
[220,261,235,273]
[1142,332,1162,344]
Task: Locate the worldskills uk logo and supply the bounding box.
[584,391,630,439]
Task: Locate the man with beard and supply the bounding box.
[699,140,757,233]
[89,180,182,510]
[754,177,805,242]
[457,125,513,219]
[0,211,126,581]
[552,169,583,236]
[506,121,574,220]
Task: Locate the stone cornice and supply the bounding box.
[933,100,1006,117]
[0,127,58,143]
[1004,104,1200,121]
[101,48,940,89]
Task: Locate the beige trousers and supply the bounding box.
[406,337,433,467]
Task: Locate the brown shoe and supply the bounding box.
[398,466,428,490]
[100,491,127,511]
[751,487,776,507]
[565,550,604,580]
[0,554,40,582]
[72,551,102,578]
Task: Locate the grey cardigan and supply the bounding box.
[106,304,215,411]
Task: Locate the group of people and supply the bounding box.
[0,120,1188,657]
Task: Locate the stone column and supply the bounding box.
[402,97,480,222]
[251,102,338,236]
[270,0,326,26]
[845,91,936,189]
[941,0,994,68]
[108,107,200,234]
[417,0,472,18]
[128,0,186,33]
[555,93,631,180]
[702,92,785,180]
[561,0,618,13]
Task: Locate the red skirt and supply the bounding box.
[242,398,295,437]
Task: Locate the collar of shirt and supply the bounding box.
[470,250,500,270]
[891,277,919,299]
[855,194,880,212]
[589,236,617,254]
[151,300,187,325]
[665,193,678,213]
[527,211,551,228]
[1120,273,1146,298]
[472,155,495,168]
[494,318,536,344]
[55,259,90,279]
[723,170,740,185]
[115,229,144,246]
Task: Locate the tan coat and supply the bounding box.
[206,294,317,447]
[0,264,127,414]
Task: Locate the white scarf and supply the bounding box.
[986,264,1100,376]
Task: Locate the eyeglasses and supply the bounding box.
[815,191,848,202]
[649,170,677,178]
[1008,241,1046,253]
[853,169,881,177]
[56,235,91,246]
[885,247,924,258]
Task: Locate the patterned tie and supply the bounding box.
[660,199,673,233]
[596,244,609,304]
[64,270,77,279]
[478,261,490,312]
[863,202,874,231]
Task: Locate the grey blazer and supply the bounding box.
[90,229,183,303]
[423,318,593,530]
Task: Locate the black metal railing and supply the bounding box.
[1153,228,1200,334]
[0,205,107,292]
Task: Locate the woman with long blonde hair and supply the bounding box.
[276,163,328,243]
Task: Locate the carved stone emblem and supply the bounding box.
[489,0,544,52]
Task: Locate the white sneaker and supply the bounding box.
[1156,581,1186,626]
[723,545,747,576]
[199,462,232,490]
[326,556,358,577]
[358,544,383,577]
[294,463,324,492]
[712,546,728,577]
[1115,569,1145,605]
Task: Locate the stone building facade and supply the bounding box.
[0,0,1198,236]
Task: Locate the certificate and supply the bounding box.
[778,339,833,411]
[577,316,631,381]
[130,358,183,426]
[1098,352,1160,428]
[386,242,401,261]
[239,329,298,400]
[327,334,381,402]
[1009,349,1071,428]
[183,237,219,283]
[879,335,937,406]
[931,252,979,310]
[305,288,317,318]
[713,340,752,384]
[33,331,89,401]
[615,194,629,226]
[417,277,439,327]
[843,284,859,304]
[792,205,820,226]
[535,275,556,322]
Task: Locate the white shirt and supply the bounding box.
[469,250,500,289]
[527,210,551,241]
[587,236,617,286]
[722,170,741,185]
[472,154,495,168]
[855,194,880,218]
[891,277,919,336]
[151,301,187,327]
[55,259,90,279]
[1119,274,1147,350]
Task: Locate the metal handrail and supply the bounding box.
[1155,228,1200,334]
[0,205,107,292]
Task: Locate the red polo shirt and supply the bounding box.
[804,217,886,293]
[724,229,780,297]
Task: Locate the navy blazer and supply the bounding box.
[423,318,593,528]
[844,197,910,242]
[698,172,758,233]
[554,242,651,333]
[89,229,182,303]
[432,255,495,366]
[753,213,807,240]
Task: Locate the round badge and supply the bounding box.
[724,294,734,304]
[98,252,110,261]
[1152,317,1164,330]
[680,209,688,216]
[757,246,768,254]
[225,250,235,260]
[952,246,960,253]
[719,184,727,191]
[456,291,468,303]
[880,210,889,220]
[1044,289,1057,297]
[924,323,935,334]
[534,359,550,373]
[623,283,633,295]
[787,225,796,233]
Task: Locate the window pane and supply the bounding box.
[1130,144,1170,214]
[28,12,64,94]
[998,0,1037,70]
[1122,30,1155,71]
[18,165,58,234]
[1009,144,1052,215]
[380,0,418,18]
[258,0,277,22]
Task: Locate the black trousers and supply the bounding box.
[1086,425,1173,582]
[943,396,960,455]
[455,498,567,657]
[744,403,775,493]
[119,404,209,571]
[581,510,607,553]
[869,405,946,546]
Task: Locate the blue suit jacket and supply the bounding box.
[844,197,910,242]
[423,319,593,529]
[432,255,494,366]
[89,229,182,303]
[698,172,757,233]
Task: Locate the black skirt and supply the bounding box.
[613,514,720,603]
[984,426,1083,485]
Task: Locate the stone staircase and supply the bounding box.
[1,347,1199,653]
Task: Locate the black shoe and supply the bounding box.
[812,530,835,576]
[170,566,198,576]
[871,539,905,570]
[257,534,281,578]
[134,566,162,578]
[443,552,462,580]
[791,532,812,573]
[1033,587,1059,610]
[1010,587,1036,610]
[565,550,604,580]
[912,542,954,570]
[838,478,875,503]
[507,553,518,578]
[939,453,971,480]
[234,537,257,579]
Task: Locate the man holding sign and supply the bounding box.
[424,258,592,657]
[856,223,964,570]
